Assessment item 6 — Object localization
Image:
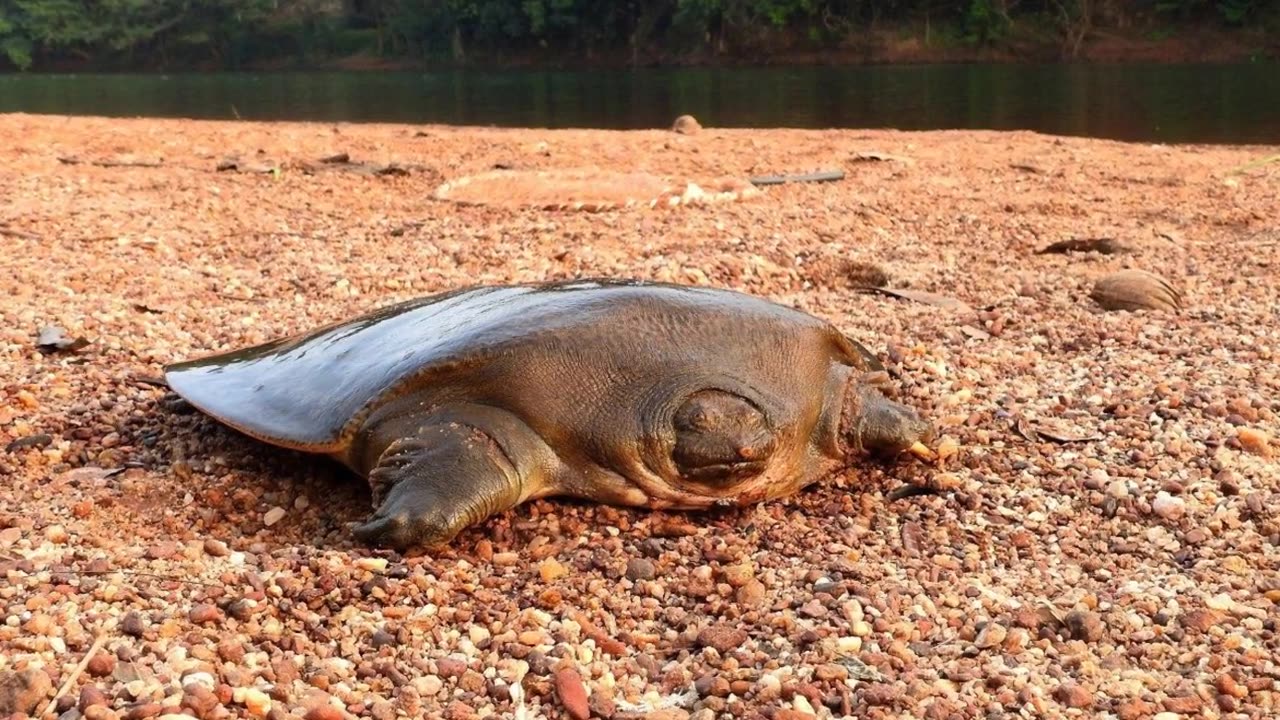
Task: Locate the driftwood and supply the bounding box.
[854,285,975,314]
[41,630,111,719]
[0,225,41,240]
[749,170,846,186]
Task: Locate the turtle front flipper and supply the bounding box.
[353,409,553,551]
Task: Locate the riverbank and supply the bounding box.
[316,25,1278,71]
[1,114,1278,719]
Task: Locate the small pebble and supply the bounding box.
[1151,492,1186,520]
[262,507,286,526]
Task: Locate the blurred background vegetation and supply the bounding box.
[1,0,1276,71]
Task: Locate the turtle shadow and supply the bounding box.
[146,393,376,549]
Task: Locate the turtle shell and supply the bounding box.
[163,279,882,454]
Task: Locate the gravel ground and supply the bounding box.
[1,113,1278,720]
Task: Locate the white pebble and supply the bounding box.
[1151,492,1186,520]
[182,672,216,691]
[263,506,286,526]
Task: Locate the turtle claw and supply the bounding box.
[354,477,458,551]
[354,418,527,551]
[354,511,422,551]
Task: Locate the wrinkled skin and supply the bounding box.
[164,279,933,552]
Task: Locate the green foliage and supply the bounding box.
[0,0,1275,70]
[963,0,1010,44]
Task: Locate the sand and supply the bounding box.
[1,113,1278,720]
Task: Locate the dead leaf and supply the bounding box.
[53,466,125,487]
[837,656,884,681]
[1015,417,1103,444]
[1013,416,1041,442]
[855,286,975,314]
[650,517,699,538]
[36,325,90,353]
[899,520,925,556]
[889,485,940,502]
[4,434,53,452]
[1036,237,1131,255]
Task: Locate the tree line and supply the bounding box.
[0,0,1275,71]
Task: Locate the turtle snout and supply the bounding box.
[854,393,934,459]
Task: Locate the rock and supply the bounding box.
[87,653,117,677]
[413,676,443,697]
[262,507,286,526]
[182,673,215,692]
[84,706,119,720]
[975,622,1007,648]
[1180,609,1224,632]
[238,688,271,717]
[369,629,396,649]
[861,684,898,706]
[1162,695,1201,713]
[226,599,255,622]
[145,542,178,560]
[458,671,486,694]
[435,659,466,678]
[720,563,754,588]
[121,612,148,637]
[369,701,395,720]
[181,684,219,718]
[1237,428,1272,457]
[696,625,747,653]
[798,599,827,618]
[625,558,655,581]
[735,579,766,605]
[671,115,701,134]
[1151,492,1186,521]
[1053,682,1092,709]
[202,539,230,557]
[1089,269,1182,312]
[1063,610,1105,642]
[303,706,347,720]
[79,685,108,710]
[552,667,589,720]
[0,669,53,715]
[188,604,222,625]
[538,558,568,582]
[1116,698,1154,720]
[122,703,163,720]
[1215,673,1246,699]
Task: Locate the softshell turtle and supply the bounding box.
[164,279,934,551]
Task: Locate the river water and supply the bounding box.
[1,63,1276,144]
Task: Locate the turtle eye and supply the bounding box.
[671,390,775,485]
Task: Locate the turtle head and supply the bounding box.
[840,372,934,460]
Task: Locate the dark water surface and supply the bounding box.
[2,63,1276,144]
